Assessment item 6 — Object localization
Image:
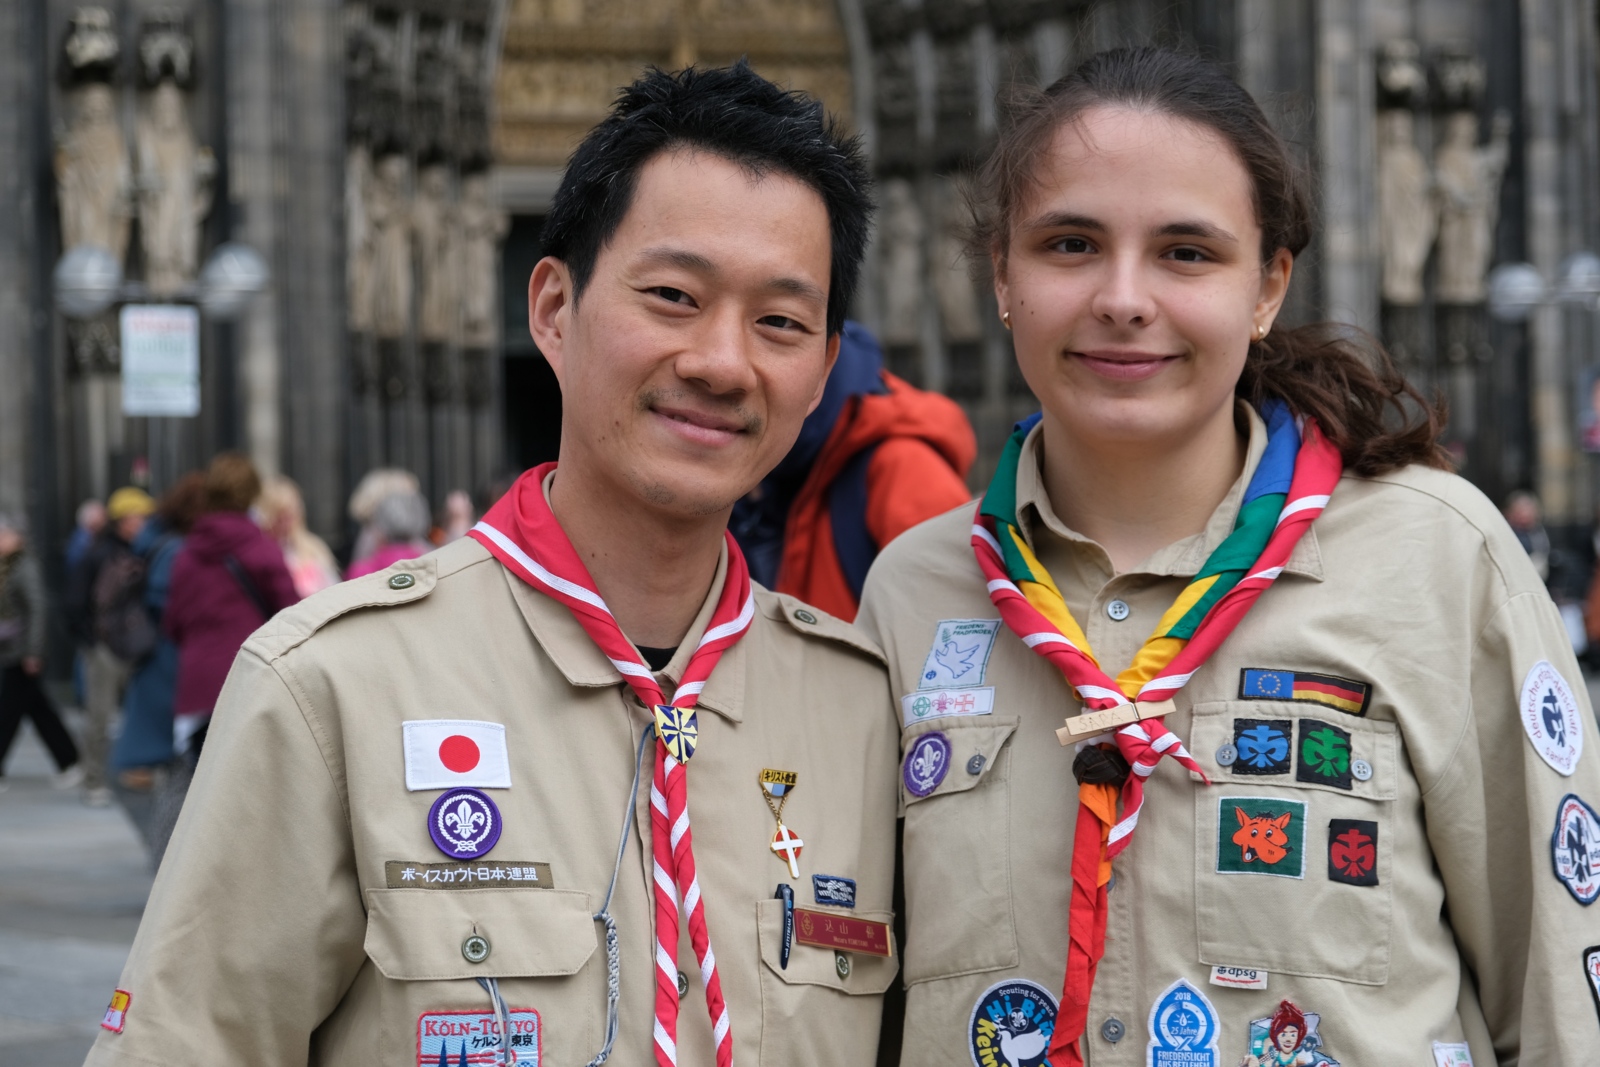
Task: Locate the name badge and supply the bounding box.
[794,908,891,957]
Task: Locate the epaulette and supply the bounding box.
[246,552,446,662]
[758,588,885,664]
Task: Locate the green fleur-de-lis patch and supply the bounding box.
[1295,719,1352,790]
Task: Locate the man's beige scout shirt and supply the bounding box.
[858,406,1600,1066]
[87,535,898,1066]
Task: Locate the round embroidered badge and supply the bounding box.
[1520,659,1583,776]
[1553,793,1600,904]
[428,787,502,860]
[903,731,952,798]
[968,978,1057,1067]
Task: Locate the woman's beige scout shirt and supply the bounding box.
[858,409,1600,1067]
[86,536,899,1066]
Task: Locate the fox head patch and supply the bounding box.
[1232,807,1294,865]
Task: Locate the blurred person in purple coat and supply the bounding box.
[164,453,299,759]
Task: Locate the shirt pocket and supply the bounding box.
[1188,701,1396,985]
[756,899,898,1065]
[899,716,1020,986]
[364,887,603,1060]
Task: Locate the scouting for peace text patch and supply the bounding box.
[969,979,1056,1067]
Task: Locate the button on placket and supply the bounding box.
[1106,598,1131,621]
[1100,1017,1125,1042]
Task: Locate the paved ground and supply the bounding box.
[0,719,153,1067]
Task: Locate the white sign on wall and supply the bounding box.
[120,304,200,417]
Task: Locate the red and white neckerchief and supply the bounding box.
[470,462,754,1067]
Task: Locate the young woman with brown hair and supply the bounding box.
[858,47,1600,1067]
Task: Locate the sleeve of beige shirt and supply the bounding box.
[1421,589,1600,1064]
[84,648,368,1066]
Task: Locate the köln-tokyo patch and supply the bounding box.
[417,1009,539,1065]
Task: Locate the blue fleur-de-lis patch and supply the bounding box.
[1231,718,1291,775]
[654,703,699,764]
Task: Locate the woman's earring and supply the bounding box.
[1252,323,1267,341]
[1001,311,1012,331]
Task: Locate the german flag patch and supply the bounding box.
[1239,668,1371,716]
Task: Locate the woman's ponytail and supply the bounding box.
[1240,325,1451,476]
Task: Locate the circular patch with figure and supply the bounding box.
[903,731,952,798]
[968,979,1057,1067]
[1520,659,1583,776]
[428,787,502,860]
[1553,793,1600,904]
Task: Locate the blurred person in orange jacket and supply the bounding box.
[731,320,975,620]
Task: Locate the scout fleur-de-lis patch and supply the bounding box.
[654,703,698,763]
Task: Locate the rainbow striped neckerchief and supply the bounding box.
[969,398,1344,1065]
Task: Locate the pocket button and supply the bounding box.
[1351,758,1372,782]
[967,754,986,775]
[835,952,851,978]
[1215,743,1238,767]
[461,934,490,963]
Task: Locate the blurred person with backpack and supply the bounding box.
[730,320,976,620]
[344,489,433,578]
[258,475,340,598]
[110,473,206,795]
[0,511,81,789]
[66,485,156,806]
[164,454,299,760]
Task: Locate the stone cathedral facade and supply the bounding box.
[1,0,1597,567]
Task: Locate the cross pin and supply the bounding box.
[770,823,804,879]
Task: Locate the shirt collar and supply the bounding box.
[1012,401,1324,581]
[498,472,746,722]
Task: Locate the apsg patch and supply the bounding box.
[920,619,1002,690]
[968,979,1056,1067]
[1552,793,1600,904]
[417,1008,540,1065]
[1207,965,1268,991]
[1520,660,1584,776]
[1146,977,1220,1066]
[1217,796,1307,879]
[1432,1042,1474,1067]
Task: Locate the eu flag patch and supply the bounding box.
[1239,668,1371,716]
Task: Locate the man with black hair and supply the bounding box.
[88,63,898,1067]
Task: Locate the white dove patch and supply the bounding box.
[919,619,1002,690]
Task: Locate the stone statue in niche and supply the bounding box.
[414,163,457,344]
[56,83,132,262]
[880,178,925,347]
[346,144,374,333]
[931,176,981,342]
[366,154,413,341]
[454,171,508,349]
[1376,109,1435,306]
[1434,110,1511,305]
[135,80,215,296]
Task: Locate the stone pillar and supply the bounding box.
[227,0,283,482]
[0,0,36,515]
[1316,0,1380,329]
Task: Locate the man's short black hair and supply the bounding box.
[541,62,872,337]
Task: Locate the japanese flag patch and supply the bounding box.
[403,720,511,791]
[1519,660,1583,776]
